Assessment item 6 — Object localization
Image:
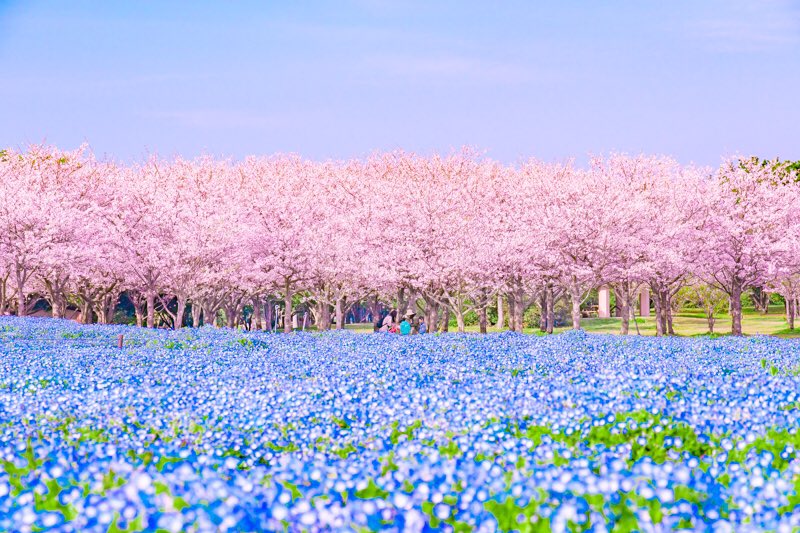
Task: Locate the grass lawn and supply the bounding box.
[551,304,799,338]
[342,304,800,338]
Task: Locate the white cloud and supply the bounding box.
[686,0,800,52]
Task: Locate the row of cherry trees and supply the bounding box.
[0,145,798,335]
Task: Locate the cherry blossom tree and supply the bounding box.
[0,145,102,317]
[695,157,800,335]
[2,142,799,335]
[588,154,662,334]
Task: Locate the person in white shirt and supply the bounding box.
[381,310,397,329]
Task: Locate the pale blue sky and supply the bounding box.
[1,1,798,166]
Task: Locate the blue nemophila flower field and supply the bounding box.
[1,318,800,532]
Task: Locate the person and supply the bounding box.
[378,321,390,333]
[382,310,397,330]
[400,311,414,335]
[418,316,427,334]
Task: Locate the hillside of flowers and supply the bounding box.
[1,317,800,531]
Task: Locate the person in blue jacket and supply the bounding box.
[399,311,414,335]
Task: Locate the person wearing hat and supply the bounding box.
[399,310,414,335]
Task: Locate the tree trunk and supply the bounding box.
[317,301,331,331]
[225,304,236,328]
[263,300,271,331]
[545,284,555,334]
[478,305,488,334]
[617,284,630,335]
[146,292,156,328]
[203,305,218,327]
[264,298,274,331]
[191,302,202,327]
[0,276,8,315]
[730,282,743,336]
[751,287,770,314]
[252,297,262,330]
[94,292,116,324]
[369,294,381,331]
[424,294,438,334]
[507,292,516,332]
[570,285,581,330]
[658,290,669,335]
[105,293,117,323]
[335,297,346,330]
[407,290,419,317]
[786,298,796,330]
[440,308,450,332]
[708,314,715,334]
[396,287,408,317]
[538,292,547,332]
[496,294,504,329]
[455,308,466,333]
[174,295,186,330]
[652,286,664,336]
[284,279,293,333]
[262,299,271,330]
[512,287,525,332]
[53,293,66,320]
[666,305,675,335]
[133,301,144,327]
[44,279,68,320]
[17,290,26,317]
[81,300,93,325]
[14,267,29,317]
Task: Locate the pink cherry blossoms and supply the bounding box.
[0,145,798,335]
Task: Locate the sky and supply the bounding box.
[1,1,798,167]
